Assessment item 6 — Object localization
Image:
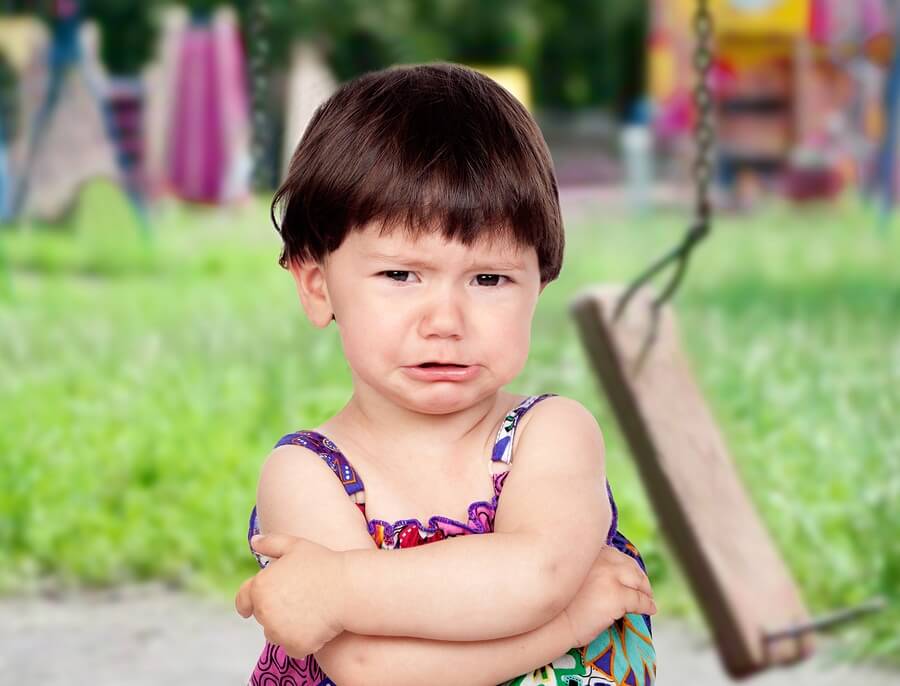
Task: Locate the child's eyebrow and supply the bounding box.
[364,251,524,270]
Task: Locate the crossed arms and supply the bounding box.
[249,396,611,685]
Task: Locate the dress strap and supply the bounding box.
[249,431,365,569]
[490,393,558,466]
[274,431,365,499]
[274,392,558,496]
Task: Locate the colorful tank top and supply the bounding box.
[247,394,657,685]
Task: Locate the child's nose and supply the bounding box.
[419,290,466,337]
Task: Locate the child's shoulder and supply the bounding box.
[515,393,602,438]
[251,428,370,546]
[252,426,348,494]
[507,393,604,465]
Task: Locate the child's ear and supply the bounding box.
[288,258,334,328]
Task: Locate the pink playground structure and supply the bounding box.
[164,9,251,205]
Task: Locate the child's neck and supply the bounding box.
[323,388,520,470]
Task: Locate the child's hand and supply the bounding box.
[235,534,346,658]
[562,545,657,647]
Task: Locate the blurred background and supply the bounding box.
[0,0,898,683]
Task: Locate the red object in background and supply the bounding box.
[105,78,147,200]
[783,163,845,201]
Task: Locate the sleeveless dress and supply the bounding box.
[247,394,657,686]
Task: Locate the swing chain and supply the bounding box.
[248,0,272,191]
[614,0,715,371]
[692,1,715,230]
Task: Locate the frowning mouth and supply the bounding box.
[417,362,468,367]
[402,363,481,382]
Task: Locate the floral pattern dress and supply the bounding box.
[247,393,657,685]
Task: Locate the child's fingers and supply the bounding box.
[250,533,300,560]
[625,587,658,617]
[600,547,645,577]
[603,548,654,598]
[235,577,255,618]
[620,569,654,599]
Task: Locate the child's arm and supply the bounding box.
[327,545,656,686]
[316,611,578,686]
[254,453,576,682]
[254,397,609,642]
[245,534,656,686]
[335,396,612,640]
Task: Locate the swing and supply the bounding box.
[569,0,885,678]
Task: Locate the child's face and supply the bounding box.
[291,221,545,414]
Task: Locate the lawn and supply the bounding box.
[1,182,898,663]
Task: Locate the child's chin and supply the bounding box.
[404,390,482,413]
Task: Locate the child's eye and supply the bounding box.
[378,269,509,286]
[474,274,509,287]
[380,270,418,283]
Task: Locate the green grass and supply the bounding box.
[1,182,898,664]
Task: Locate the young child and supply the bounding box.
[236,62,657,686]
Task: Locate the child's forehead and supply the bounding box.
[349,222,529,261]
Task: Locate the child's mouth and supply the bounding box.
[404,363,480,382]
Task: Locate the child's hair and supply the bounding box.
[271,62,564,285]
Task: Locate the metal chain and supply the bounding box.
[613,0,715,373]
[692,0,714,230]
[248,0,271,191]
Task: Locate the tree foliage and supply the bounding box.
[232,0,645,111]
[5,0,647,108]
[83,1,162,76]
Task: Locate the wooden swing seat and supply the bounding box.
[570,284,815,679]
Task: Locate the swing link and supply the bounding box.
[614,0,715,371]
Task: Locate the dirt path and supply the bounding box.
[1,583,896,685]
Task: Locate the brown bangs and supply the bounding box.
[272,62,564,284]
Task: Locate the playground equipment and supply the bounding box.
[650,0,898,210]
[873,2,900,227]
[574,1,885,677]
[164,7,251,205]
[0,1,149,229]
[0,46,16,221]
[281,42,337,180]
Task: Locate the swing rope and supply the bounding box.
[613,0,715,370]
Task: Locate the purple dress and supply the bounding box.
[247,393,656,685]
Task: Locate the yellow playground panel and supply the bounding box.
[671,0,810,38]
[469,65,532,111]
[664,0,827,76]
[0,17,46,71]
[650,0,816,104]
